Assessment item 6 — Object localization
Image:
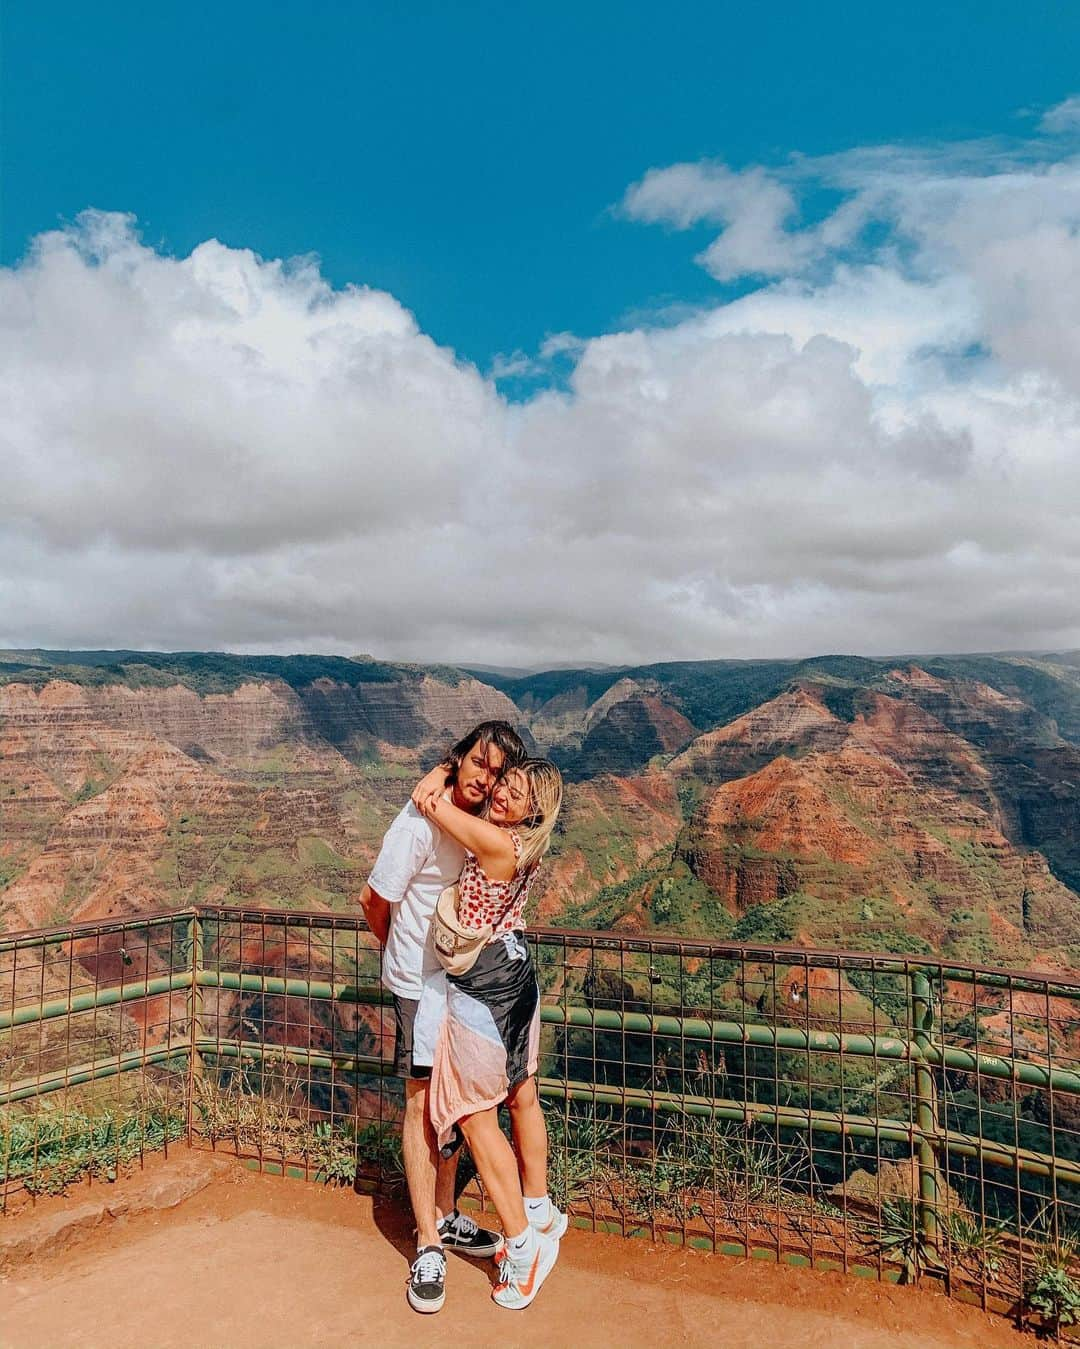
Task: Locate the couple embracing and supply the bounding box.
[358,720,565,1314]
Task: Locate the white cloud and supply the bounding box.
[5,104,1080,669]
[1041,96,1080,135]
[622,162,810,280]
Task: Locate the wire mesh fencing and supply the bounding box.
[0,911,190,1207]
[3,904,1080,1333]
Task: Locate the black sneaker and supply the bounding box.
[438,1208,502,1258]
[407,1245,446,1314]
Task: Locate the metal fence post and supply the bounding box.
[186,912,204,1142]
[910,969,940,1267]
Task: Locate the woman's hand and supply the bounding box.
[412,762,451,817]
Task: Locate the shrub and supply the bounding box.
[543,1105,620,1209]
[876,1198,943,1283]
[1,1090,185,1197]
[1025,1259,1080,1334]
[945,1210,1006,1282]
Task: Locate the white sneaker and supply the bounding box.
[531,1201,568,1241]
[494,1201,569,1263]
[492,1230,559,1310]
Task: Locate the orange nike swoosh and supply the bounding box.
[517,1251,541,1297]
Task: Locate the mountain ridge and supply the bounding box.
[2,648,1078,981]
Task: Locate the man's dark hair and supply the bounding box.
[445,720,527,781]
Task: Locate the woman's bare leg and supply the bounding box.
[458,1106,528,1237]
[506,1076,548,1198]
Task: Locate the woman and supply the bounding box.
[411,756,565,1311]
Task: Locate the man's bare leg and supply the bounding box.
[403,1078,458,1246]
[435,1146,458,1223]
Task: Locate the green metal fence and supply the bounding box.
[3,903,1080,1334]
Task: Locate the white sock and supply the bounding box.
[524,1194,552,1224]
[507,1225,537,1257]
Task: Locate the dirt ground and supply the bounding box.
[0,1161,1033,1349]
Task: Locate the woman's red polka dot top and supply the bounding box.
[457,832,533,935]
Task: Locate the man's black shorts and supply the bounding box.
[392,994,431,1080]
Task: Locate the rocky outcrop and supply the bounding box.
[677,739,1079,963]
[576,691,696,776]
[831,1156,966,1218]
[0,679,314,773]
[0,674,520,775]
[4,652,1080,980]
[299,673,519,757]
[516,676,696,769]
[533,773,684,923]
[0,681,417,936]
[884,667,1080,890]
[670,685,848,781]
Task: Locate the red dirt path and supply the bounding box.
[1,1162,1031,1349]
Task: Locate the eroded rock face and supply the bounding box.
[0,673,518,936]
[518,677,697,771]
[670,685,848,781]
[577,691,697,776]
[300,674,520,755]
[0,679,310,771]
[678,736,1078,963]
[3,655,1079,978]
[883,667,1080,891]
[533,773,684,924]
[831,1156,966,1218]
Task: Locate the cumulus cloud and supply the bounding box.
[4,106,1080,667]
[1041,96,1080,135]
[622,162,810,279]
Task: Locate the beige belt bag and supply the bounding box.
[432,883,494,977]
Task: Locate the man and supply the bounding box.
[359,719,527,1314]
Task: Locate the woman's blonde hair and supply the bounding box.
[513,758,563,873]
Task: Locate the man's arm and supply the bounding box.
[360,806,437,946]
[359,882,392,946]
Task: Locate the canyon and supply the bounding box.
[2,648,1080,979]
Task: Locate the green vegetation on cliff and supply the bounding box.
[473,650,1080,746]
[0,649,468,693]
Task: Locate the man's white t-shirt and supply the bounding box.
[367,801,466,1000]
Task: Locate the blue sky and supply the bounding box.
[4,3,1080,663]
[5,1,1080,377]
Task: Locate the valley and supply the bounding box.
[2,647,1079,977]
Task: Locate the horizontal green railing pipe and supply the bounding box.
[536,1078,1080,1188]
[7,963,1080,1104]
[542,1003,1080,1097]
[193,969,390,1005]
[925,1042,1080,1096]
[0,971,193,1032]
[917,966,1080,998]
[0,907,193,956]
[536,1076,918,1145]
[194,1037,396,1079]
[190,1035,1080,1190]
[539,1002,917,1062]
[196,975,1080,1098]
[940,1131,1080,1186]
[0,1043,190,1106]
[194,973,1080,1099]
[9,967,1077,1100]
